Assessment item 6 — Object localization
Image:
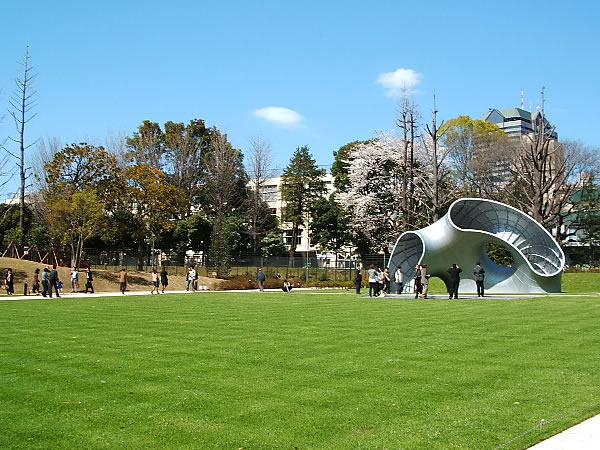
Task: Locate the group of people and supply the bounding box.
[150,267,169,294]
[21,265,95,298]
[355,265,392,297]
[186,266,198,292]
[351,260,486,299]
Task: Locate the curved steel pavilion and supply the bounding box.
[389,198,565,294]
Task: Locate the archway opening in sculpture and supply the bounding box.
[484,242,514,267]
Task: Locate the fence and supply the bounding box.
[3,246,391,282]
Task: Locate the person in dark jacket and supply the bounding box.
[160,267,169,293]
[85,267,95,293]
[473,262,485,297]
[5,268,14,295]
[49,264,60,298]
[256,268,266,292]
[413,264,422,299]
[354,270,363,294]
[447,263,462,299]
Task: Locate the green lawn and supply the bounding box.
[1,280,600,448]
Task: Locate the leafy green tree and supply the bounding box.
[118,164,188,269]
[310,195,352,269]
[574,178,600,265]
[201,131,248,272]
[44,142,119,198]
[164,119,213,214]
[440,115,509,198]
[280,146,326,264]
[125,120,165,169]
[261,231,287,257]
[331,141,368,193]
[46,190,106,268]
[164,213,212,256]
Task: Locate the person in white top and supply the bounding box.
[394,267,404,294]
[150,268,160,294]
[189,267,197,292]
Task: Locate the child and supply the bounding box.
[57,279,64,294]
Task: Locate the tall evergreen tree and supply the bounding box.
[280,146,326,265]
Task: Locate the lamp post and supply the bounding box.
[306,210,310,283]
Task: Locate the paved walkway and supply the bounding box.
[529,413,600,449]
[2,289,599,448]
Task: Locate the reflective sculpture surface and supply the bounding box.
[389,198,565,294]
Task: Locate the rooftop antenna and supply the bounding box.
[520,88,524,109]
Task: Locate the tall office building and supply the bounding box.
[482,107,558,140]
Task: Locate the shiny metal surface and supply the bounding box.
[389,198,565,294]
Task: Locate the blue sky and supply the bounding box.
[1,0,598,190]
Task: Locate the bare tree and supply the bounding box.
[416,94,452,222]
[246,136,273,254]
[8,47,37,232]
[396,94,421,228]
[506,89,597,242]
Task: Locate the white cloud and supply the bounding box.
[252,106,304,127]
[376,68,422,97]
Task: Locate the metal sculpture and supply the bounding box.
[389,198,565,294]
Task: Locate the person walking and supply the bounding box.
[256,268,266,292]
[5,268,14,295]
[420,264,430,299]
[367,264,378,297]
[473,261,485,297]
[150,268,160,294]
[119,268,128,294]
[49,264,60,298]
[354,269,363,294]
[32,268,41,295]
[84,267,95,294]
[394,266,404,294]
[413,264,422,299]
[447,263,462,299]
[186,266,193,291]
[160,266,169,293]
[41,267,50,297]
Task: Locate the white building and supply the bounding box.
[258,173,356,267]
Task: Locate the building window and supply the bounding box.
[268,208,277,215]
[283,230,302,246]
[260,185,278,202]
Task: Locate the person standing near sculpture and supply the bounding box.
[413,264,422,299]
[256,268,266,292]
[447,263,462,299]
[473,261,485,297]
[420,264,430,299]
[394,266,404,294]
[383,267,391,294]
[367,264,378,297]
